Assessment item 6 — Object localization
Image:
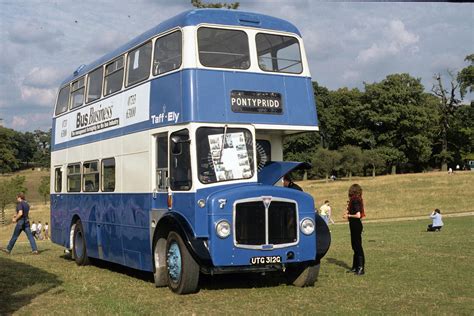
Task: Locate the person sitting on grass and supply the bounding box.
[427,208,443,232]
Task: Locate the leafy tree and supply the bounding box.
[38,176,50,205]
[339,145,363,179]
[311,148,341,182]
[457,54,474,99]
[0,127,20,174]
[14,131,37,168]
[33,129,51,168]
[191,0,240,9]
[364,74,436,173]
[0,175,26,225]
[363,148,386,178]
[376,147,407,175]
[431,72,462,171]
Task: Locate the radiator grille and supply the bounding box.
[235,199,297,247]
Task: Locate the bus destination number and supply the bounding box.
[250,255,281,265]
[231,90,283,114]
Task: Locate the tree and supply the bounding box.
[38,176,50,205]
[364,74,436,173]
[14,131,37,168]
[191,0,240,9]
[0,127,20,174]
[312,148,341,182]
[363,148,386,178]
[457,54,474,99]
[33,129,51,168]
[0,175,26,225]
[431,71,462,171]
[339,145,364,179]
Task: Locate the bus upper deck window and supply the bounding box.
[198,28,250,70]
[86,67,103,103]
[55,85,70,116]
[127,41,152,86]
[256,33,302,74]
[104,56,124,96]
[70,77,85,109]
[153,31,182,76]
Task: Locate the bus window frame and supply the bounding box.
[86,66,104,104]
[83,160,100,192]
[101,158,116,192]
[126,40,153,88]
[153,29,183,77]
[104,55,125,96]
[55,84,71,116]
[67,162,82,192]
[70,76,86,110]
[255,32,303,75]
[197,26,251,70]
[54,167,62,193]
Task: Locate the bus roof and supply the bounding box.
[61,9,301,86]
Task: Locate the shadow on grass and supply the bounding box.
[60,254,289,290]
[199,272,289,290]
[325,257,351,270]
[0,256,62,315]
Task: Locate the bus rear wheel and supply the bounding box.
[165,231,199,294]
[73,220,90,266]
[286,262,320,287]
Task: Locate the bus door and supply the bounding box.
[153,132,168,211]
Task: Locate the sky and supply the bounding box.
[0,0,473,132]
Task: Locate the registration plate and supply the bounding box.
[250,256,282,265]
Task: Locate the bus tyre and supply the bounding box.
[286,262,320,287]
[73,220,90,266]
[153,237,167,287]
[165,231,200,294]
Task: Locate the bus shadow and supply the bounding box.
[325,257,351,270]
[0,256,62,315]
[199,272,288,290]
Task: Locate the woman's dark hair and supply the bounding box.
[348,184,362,198]
[17,192,25,200]
[434,208,441,214]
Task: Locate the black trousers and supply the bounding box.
[349,219,364,260]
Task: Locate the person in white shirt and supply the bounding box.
[31,221,38,239]
[427,209,443,232]
[37,221,43,240]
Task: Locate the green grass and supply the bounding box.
[1,217,473,315]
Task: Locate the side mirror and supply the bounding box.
[170,134,190,155]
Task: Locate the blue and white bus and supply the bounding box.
[50,9,330,294]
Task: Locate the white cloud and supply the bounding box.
[20,86,56,107]
[8,20,64,53]
[23,67,65,89]
[357,19,419,64]
[11,116,28,129]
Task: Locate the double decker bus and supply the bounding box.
[50,9,330,294]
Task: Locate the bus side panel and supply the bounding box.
[120,193,153,271]
[149,72,183,126]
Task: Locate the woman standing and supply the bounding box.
[343,184,365,275]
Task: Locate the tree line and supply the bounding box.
[0,128,51,174]
[285,55,473,179]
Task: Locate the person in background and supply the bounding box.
[427,209,443,232]
[1,193,38,254]
[44,222,49,240]
[343,184,366,275]
[31,221,38,239]
[37,221,43,240]
[283,174,303,191]
[319,200,334,225]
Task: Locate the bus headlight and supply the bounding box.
[215,220,231,238]
[300,218,315,235]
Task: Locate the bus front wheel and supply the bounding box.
[73,220,90,266]
[165,231,200,294]
[286,262,320,287]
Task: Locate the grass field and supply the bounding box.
[0,170,473,314]
[1,217,473,315]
